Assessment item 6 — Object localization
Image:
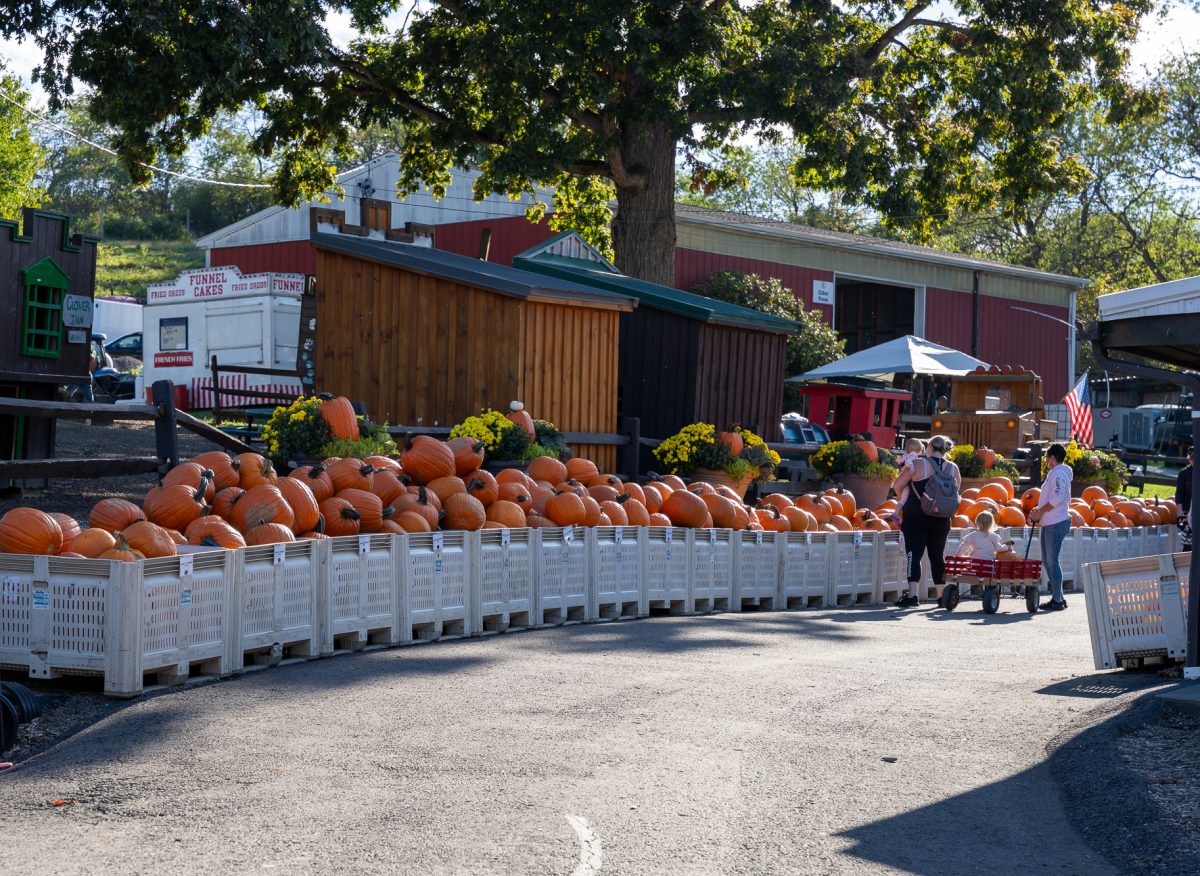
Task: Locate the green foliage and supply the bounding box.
[532,420,566,457]
[315,430,398,461]
[491,426,533,463]
[811,441,899,482]
[261,396,332,464]
[521,443,561,462]
[690,271,844,377]
[1043,440,1129,495]
[97,241,205,300]
[5,1,1156,283]
[0,66,46,220]
[654,423,780,483]
[948,444,985,478]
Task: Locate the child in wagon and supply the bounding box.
[956,510,1006,560]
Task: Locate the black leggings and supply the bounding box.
[901,514,952,585]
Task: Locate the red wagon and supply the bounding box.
[941,556,1043,614]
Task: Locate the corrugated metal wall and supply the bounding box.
[433,216,557,266]
[519,300,620,472]
[212,241,316,276]
[695,325,787,441]
[675,246,835,312]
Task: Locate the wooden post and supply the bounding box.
[478,227,492,261]
[210,355,222,420]
[622,417,641,481]
[152,380,180,472]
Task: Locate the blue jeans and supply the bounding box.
[1040,519,1070,602]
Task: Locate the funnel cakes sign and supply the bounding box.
[147,265,304,304]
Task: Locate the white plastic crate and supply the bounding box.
[535,526,588,625]
[1145,524,1177,557]
[1112,526,1145,561]
[141,550,237,687]
[1083,552,1189,670]
[688,528,733,614]
[405,531,472,639]
[234,540,322,669]
[325,533,401,651]
[644,526,690,614]
[476,528,536,632]
[875,531,907,604]
[779,532,830,609]
[0,553,139,695]
[827,531,878,606]
[589,526,645,620]
[733,530,779,610]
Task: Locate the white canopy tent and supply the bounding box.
[789,335,989,382]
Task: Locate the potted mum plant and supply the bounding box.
[449,403,566,472]
[809,438,900,510]
[261,394,396,470]
[652,423,779,499]
[1046,440,1129,496]
[948,443,1020,490]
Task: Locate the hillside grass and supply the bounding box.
[97,240,205,300]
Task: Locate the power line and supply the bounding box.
[0,89,272,189]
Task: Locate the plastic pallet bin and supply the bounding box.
[1145,525,1177,557]
[535,527,589,625]
[780,532,830,609]
[875,531,908,604]
[1083,553,1189,670]
[405,531,472,640]
[476,528,536,633]
[689,528,733,614]
[589,526,645,620]
[140,550,237,690]
[234,540,322,670]
[325,534,402,652]
[827,531,879,606]
[0,553,140,696]
[644,526,691,614]
[733,530,780,610]
[1112,527,1146,562]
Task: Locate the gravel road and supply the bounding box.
[0,597,1179,875]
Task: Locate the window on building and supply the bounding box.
[984,384,1011,411]
[21,258,70,359]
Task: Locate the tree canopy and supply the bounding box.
[0,63,46,220]
[4,1,1156,282]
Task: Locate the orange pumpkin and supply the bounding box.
[951,514,971,529]
[245,523,297,546]
[394,487,441,529]
[976,447,997,469]
[485,500,528,529]
[71,528,117,558]
[236,452,278,489]
[828,514,854,531]
[211,487,246,520]
[143,484,207,532]
[0,508,64,555]
[288,464,335,502]
[506,402,536,438]
[163,462,216,501]
[994,506,1027,528]
[1020,488,1041,514]
[364,454,401,473]
[326,458,375,493]
[976,483,1009,505]
[190,451,241,492]
[337,488,386,532]
[702,493,740,529]
[371,469,409,508]
[1068,509,1086,527]
[392,511,433,533]
[661,489,709,528]
[48,513,81,551]
[796,494,833,525]
[648,512,673,527]
[121,520,178,558]
[400,436,456,485]
[448,437,486,476]
[320,497,361,536]
[277,477,321,534]
[565,457,599,482]
[185,517,246,550]
[823,487,857,518]
[985,476,1014,502]
[426,475,468,505]
[464,470,499,507]
[89,498,144,532]
[99,534,144,562]
[527,455,568,485]
[623,498,651,527]
[229,484,295,533]
[855,439,879,463]
[545,491,588,527]
[1081,484,1108,505]
[600,499,629,527]
[580,495,603,527]
[716,430,744,456]
[319,395,360,440]
[442,492,486,531]
[659,474,687,492]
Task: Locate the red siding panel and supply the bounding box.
[923,286,973,352]
[674,247,835,313]
[210,241,315,275]
[433,216,557,265]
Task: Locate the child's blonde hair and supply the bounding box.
[903,437,924,453]
[975,510,995,532]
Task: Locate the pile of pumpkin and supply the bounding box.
[0,435,808,561]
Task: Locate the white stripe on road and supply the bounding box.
[565,814,602,875]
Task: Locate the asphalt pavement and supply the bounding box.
[0,595,1171,875]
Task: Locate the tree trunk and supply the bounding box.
[610,122,677,286]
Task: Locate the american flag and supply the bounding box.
[1063,375,1093,447]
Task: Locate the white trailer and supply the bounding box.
[141,265,304,410]
[93,296,143,341]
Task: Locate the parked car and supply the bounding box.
[105,331,143,359]
[780,413,830,447]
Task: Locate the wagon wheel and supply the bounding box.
[981,585,1000,615]
[942,583,961,611]
[1025,585,1040,614]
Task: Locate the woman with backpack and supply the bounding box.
[891,434,961,608]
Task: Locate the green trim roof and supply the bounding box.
[514,241,798,335]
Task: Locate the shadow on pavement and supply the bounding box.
[836,690,1200,876]
[1035,671,1169,699]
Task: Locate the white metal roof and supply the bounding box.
[1097,275,1200,321]
[194,154,553,250]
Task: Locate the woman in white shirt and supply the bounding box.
[1028,443,1072,611]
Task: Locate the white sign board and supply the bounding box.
[146,265,305,305]
[812,280,835,306]
[62,294,93,327]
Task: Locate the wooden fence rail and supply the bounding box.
[0,380,254,484]
[210,355,303,421]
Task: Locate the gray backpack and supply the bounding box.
[919,458,960,518]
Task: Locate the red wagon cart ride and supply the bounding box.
[940,556,1043,614]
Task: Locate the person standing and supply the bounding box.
[1175,446,1193,553]
[1029,443,1072,611]
[892,434,961,608]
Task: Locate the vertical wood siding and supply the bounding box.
[315,249,522,427]
[519,301,620,471]
[695,325,787,441]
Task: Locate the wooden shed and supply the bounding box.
[1,209,99,488]
[514,233,797,456]
[311,231,636,470]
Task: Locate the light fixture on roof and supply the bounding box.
[355,177,376,199]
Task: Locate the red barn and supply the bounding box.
[195,155,1085,400]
